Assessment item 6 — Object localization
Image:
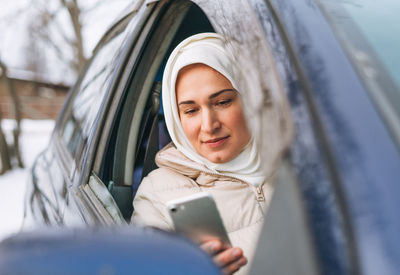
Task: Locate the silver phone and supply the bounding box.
[167,192,231,245]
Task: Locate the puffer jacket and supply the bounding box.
[131,143,274,274]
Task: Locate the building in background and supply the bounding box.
[0,69,70,120]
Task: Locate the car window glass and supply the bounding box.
[62,28,127,159]
[333,0,399,89]
[317,0,400,147]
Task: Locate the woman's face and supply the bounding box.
[176,63,251,163]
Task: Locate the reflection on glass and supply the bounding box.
[319,0,400,145]
[339,0,400,89]
[72,33,125,139]
[62,29,126,158]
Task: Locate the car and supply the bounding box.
[12,0,400,274]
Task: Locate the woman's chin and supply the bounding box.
[203,152,234,164]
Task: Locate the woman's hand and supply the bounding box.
[200,239,247,274]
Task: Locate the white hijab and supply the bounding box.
[162,33,265,186]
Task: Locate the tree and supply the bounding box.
[24,0,130,81]
[27,0,87,78]
[0,59,24,174]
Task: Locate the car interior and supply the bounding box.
[97,2,215,222]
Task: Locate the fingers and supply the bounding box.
[214,247,242,267]
[200,239,228,255]
[221,256,248,275]
[200,240,247,274]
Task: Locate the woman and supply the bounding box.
[132,33,273,274]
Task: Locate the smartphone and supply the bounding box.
[167,192,231,245]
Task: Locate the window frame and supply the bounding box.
[108,1,193,187]
[50,2,159,224]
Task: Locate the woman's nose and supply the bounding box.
[201,109,220,133]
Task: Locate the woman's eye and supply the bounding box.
[183,108,197,115]
[216,99,232,106]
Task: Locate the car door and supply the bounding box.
[251,0,400,274]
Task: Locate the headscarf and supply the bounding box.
[162,33,265,186]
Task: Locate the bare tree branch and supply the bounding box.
[34,27,70,64]
[51,17,75,47]
[60,0,87,72]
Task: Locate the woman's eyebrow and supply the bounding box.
[178,89,236,106]
[209,88,236,99]
[178,100,195,106]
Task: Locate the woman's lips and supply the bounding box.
[203,136,229,148]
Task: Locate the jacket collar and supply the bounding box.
[155,143,243,186]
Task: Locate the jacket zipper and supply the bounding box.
[255,186,265,202]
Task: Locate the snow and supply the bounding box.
[0,119,54,241]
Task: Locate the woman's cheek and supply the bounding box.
[228,106,251,143]
[227,105,246,124]
[181,118,198,141]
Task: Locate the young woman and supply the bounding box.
[132,33,272,274]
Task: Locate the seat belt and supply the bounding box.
[142,81,161,179]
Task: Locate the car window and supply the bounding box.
[60,19,130,163]
[321,0,400,90]
[317,0,400,149]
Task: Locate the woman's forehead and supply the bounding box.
[177,63,222,78]
[176,63,231,87]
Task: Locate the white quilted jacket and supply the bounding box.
[131,143,274,274]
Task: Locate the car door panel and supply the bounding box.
[250,0,356,273]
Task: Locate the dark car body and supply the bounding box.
[0,227,220,275]
[18,0,400,274]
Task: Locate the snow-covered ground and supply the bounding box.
[0,119,54,241]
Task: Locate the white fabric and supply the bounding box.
[162,32,265,186]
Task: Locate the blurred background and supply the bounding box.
[0,0,131,240]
